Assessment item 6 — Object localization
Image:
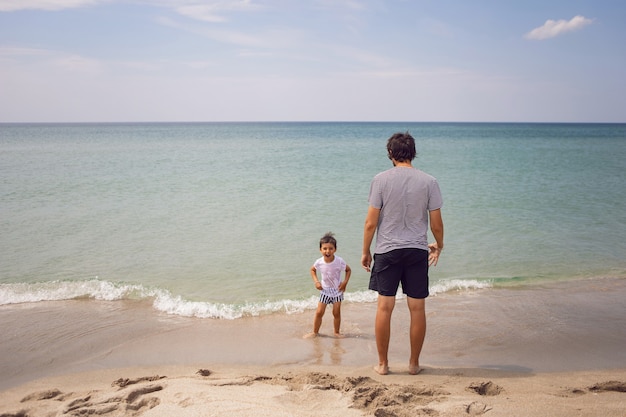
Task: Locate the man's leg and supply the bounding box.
[407,296,426,374]
[374,295,396,374]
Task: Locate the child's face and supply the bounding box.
[320,243,336,260]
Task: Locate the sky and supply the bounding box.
[1,0,625,123]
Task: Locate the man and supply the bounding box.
[361,132,444,375]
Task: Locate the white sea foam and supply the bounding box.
[430,279,493,295]
[0,278,495,319]
[0,279,356,319]
[150,292,323,319]
[0,279,149,305]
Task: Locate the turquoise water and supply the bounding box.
[1,122,625,318]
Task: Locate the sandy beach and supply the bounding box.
[2,364,625,416]
[2,277,626,416]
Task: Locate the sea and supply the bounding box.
[1,122,625,319]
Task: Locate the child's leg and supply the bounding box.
[313,302,327,334]
[332,301,342,336]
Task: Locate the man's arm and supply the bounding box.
[428,208,444,266]
[361,206,380,272]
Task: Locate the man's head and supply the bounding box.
[387,132,416,163]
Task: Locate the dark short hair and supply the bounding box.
[319,232,337,249]
[387,132,416,162]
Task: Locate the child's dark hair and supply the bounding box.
[319,232,337,249]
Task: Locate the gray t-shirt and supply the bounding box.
[368,166,443,254]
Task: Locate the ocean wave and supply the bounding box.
[0,279,328,319]
[151,294,325,319]
[430,279,493,294]
[0,280,150,304]
[0,278,492,319]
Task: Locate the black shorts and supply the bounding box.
[368,248,429,299]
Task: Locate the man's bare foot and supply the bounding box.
[408,365,422,375]
[303,332,318,339]
[373,365,389,375]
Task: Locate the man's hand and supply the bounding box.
[361,252,372,272]
[428,243,442,266]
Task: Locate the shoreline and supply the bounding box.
[2,277,626,415]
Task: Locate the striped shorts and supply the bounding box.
[319,288,344,305]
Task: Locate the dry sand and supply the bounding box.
[1,364,625,416]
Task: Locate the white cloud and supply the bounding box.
[0,0,261,15]
[524,15,593,40]
[53,54,103,73]
[314,0,367,10]
[175,0,262,23]
[175,4,227,22]
[0,0,98,11]
[0,46,103,75]
[156,16,272,48]
[0,46,51,57]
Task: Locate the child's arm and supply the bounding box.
[310,265,323,290]
[338,264,351,292]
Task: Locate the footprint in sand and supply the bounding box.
[466,401,492,415]
[562,380,626,397]
[16,376,166,417]
[467,381,503,396]
[588,381,626,393]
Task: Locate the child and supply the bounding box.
[305,232,351,338]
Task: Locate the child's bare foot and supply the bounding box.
[373,365,389,375]
[333,333,345,339]
[303,332,318,339]
[408,365,422,375]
